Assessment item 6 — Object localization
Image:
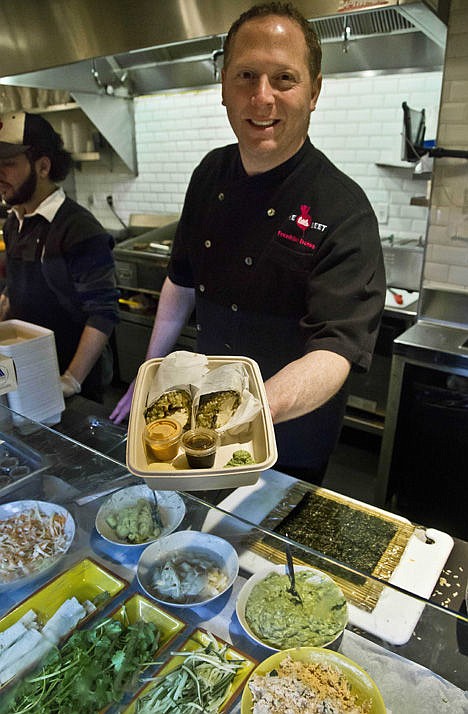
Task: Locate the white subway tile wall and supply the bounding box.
[424,0,468,294]
[75,72,442,246]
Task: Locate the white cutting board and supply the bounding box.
[203,470,454,646]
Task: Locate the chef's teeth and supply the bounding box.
[251,120,275,126]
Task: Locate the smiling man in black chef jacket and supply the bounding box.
[111,1,385,484]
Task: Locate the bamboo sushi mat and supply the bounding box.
[246,482,415,613]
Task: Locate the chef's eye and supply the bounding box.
[237,70,255,81]
[276,73,296,87]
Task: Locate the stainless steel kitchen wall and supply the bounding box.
[0,1,448,93]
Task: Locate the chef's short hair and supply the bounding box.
[223,2,322,81]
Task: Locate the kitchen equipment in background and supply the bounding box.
[402,100,468,161]
[71,120,89,153]
[345,309,416,434]
[0,431,46,498]
[113,215,196,384]
[382,238,424,291]
[376,313,468,540]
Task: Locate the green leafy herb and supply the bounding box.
[4,615,160,714]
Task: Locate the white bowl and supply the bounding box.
[0,500,75,591]
[236,563,348,652]
[95,485,185,546]
[137,530,239,607]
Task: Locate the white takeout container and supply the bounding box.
[126,355,277,490]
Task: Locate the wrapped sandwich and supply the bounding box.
[144,351,209,430]
[194,363,248,430]
[144,387,192,430]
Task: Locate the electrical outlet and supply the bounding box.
[376,203,389,224]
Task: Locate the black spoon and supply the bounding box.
[286,545,303,605]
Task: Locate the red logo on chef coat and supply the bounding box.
[296,205,312,233]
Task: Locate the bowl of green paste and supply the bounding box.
[236,564,348,651]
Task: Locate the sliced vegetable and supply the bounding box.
[136,634,244,713]
[105,499,162,543]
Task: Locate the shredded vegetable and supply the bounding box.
[0,506,69,582]
[151,553,229,604]
[248,655,371,714]
[136,634,244,713]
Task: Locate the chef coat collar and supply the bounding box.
[235,137,315,183]
[11,187,66,227]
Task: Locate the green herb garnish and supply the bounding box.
[224,450,256,467]
[5,616,160,713]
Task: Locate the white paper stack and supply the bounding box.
[0,320,65,426]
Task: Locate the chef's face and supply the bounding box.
[0,152,37,206]
[222,15,321,175]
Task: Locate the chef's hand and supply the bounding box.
[0,294,10,321]
[60,370,81,398]
[109,380,135,424]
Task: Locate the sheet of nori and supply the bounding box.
[273,491,398,585]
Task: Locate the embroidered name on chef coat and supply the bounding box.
[275,203,328,252]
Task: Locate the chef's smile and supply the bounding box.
[221,15,321,175]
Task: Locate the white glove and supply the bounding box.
[60,370,81,398]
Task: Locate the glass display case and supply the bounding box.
[0,402,466,713]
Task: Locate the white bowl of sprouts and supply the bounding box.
[137,530,239,607]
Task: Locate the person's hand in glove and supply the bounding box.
[60,370,81,398]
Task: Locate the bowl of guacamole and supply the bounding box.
[236,564,348,651]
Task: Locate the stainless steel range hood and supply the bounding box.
[0,0,448,91]
[0,0,448,172]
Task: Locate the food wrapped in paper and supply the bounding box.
[194,363,262,433]
[144,351,208,430]
[144,388,192,429]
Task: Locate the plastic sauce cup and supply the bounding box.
[145,418,182,461]
[181,428,219,469]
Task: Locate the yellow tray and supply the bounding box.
[123,628,257,714]
[108,593,186,652]
[0,557,127,633]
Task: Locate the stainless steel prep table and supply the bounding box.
[0,404,467,712]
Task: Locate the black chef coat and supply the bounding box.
[168,139,385,475]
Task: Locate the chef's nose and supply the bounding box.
[251,75,275,106]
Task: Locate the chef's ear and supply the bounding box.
[310,73,322,113]
[35,156,52,179]
[221,68,226,106]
